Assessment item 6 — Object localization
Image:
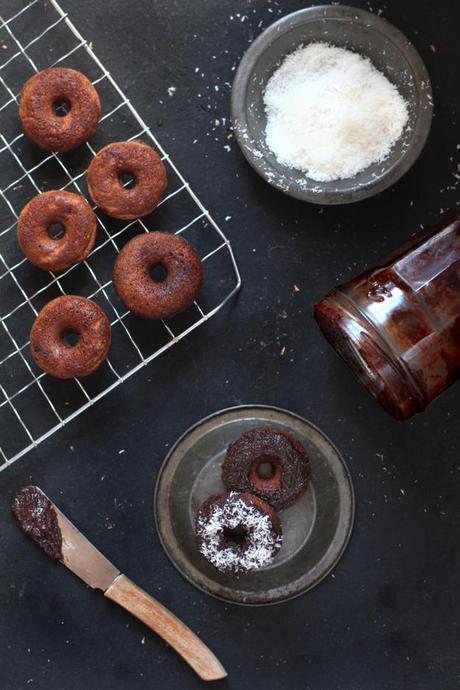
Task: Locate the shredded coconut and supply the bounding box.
[196,492,282,573]
[264,43,409,182]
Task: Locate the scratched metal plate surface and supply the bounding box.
[154,405,355,605]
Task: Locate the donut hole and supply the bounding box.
[118,170,136,189]
[47,222,66,240]
[250,454,282,486]
[61,330,80,347]
[223,525,248,546]
[149,263,168,283]
[53,99,71,117]
[258,461,276,480]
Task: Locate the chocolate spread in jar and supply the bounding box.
[11,486,62,560]
[315,211,460,420]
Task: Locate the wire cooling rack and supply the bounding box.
[0,0,241,470]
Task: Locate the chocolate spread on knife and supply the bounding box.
[11,486,63,560]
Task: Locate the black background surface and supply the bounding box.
[1,1,459,689]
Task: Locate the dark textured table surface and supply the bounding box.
[1,1,459,688]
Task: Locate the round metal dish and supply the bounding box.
[154,405,355,606]
[231,6,433,205]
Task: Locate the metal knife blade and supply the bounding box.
[12,486,120,591]
[54,503,120,591]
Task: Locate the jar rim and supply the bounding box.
[315,290,427,420]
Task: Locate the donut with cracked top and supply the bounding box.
[30,296,111,379]
[113,232,203,319]
[17,190,97,272]
[19,67,100,152]
[87,141,167,219]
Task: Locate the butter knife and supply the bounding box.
[11,485,226,682]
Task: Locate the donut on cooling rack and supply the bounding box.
[113,232,203,319]
[30,295,111,379]
[221,427,310,511]
[86,141,167,220]
[18,68,100,152]
[17,190,97,272]
[195,491,282,574]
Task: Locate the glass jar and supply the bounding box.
[314,211,460,419]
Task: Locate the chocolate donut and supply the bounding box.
[113,232,203,319]
[87,141,167,219]
[19,68,100,152]
[222,427,310,510]
[195,492,282,573]
[17,190,97,272]
[30,296,111,379]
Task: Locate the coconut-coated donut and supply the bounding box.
[113,232,203,319]
[87,141,167,220]
[17,190,97,272]
[30,296,111,379]
[222,427,310,510]
[195,492,282,573]
[19,68,100,152]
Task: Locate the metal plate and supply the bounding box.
[154,405,355,606]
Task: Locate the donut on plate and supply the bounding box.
[113,231,203,319]
[17,190,97,272]
[19,68,100,152]
[30,296,111,379]
[87,141,167,219]
[195,492,282,573]
[222,427,310,510]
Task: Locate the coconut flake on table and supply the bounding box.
[263,42,409,182]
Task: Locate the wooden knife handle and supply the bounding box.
[105,574,227,682]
